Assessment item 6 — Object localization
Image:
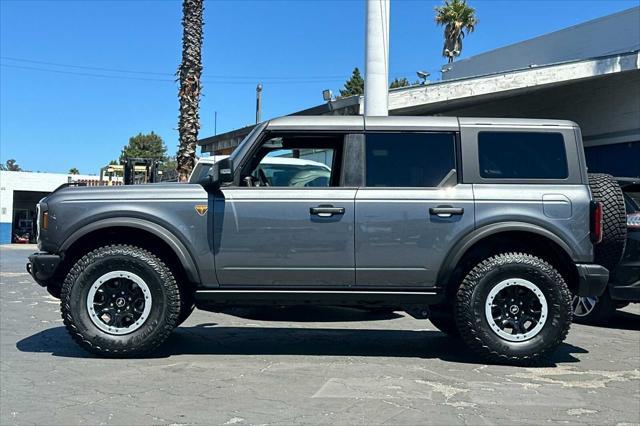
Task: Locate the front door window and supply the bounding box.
[239,134,342,188]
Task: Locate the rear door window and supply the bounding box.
[478,132,568,179]
[365,132,456,187]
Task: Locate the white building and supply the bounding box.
[0,171,115,244]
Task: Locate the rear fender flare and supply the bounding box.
[437,221,576,287]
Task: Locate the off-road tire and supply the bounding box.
[455,253,572,365]
[429,305,459,337]
[588,173,627,270]
[60,245,181,357]
[46,284,61,299]
[176,292,195,327]
[572,291,615,325]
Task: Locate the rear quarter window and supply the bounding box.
[478,132,568,179]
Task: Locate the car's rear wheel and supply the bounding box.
[60,245,181,357]
[455,253,572,365]
[588,173,627,270]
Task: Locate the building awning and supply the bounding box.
[388,50,640,115]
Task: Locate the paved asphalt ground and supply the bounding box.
[1,245,639,425]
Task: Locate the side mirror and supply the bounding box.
[200,158,233,191]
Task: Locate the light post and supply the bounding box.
[256,83,263,124]
[364,0,390,116]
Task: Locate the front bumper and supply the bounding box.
[26,252,61,287]
[575,264,609,297]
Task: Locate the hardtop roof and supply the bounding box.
[265,115,577,131]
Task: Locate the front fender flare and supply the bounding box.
[60,217,200,283]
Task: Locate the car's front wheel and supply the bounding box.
[60,245,181,357]
[455,253,572,365]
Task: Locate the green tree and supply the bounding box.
[435,0,478,63]
[339,67,364,97]
[0,159,22,171]
[68,167,80,175]
[389,77,411,89]
[120,132,168,162]
[176,0,204,182]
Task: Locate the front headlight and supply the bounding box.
[36,204,49,232]
[36,204,41,233]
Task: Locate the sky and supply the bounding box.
[1,0,638,175]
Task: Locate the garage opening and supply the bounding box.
[12,191,49,243]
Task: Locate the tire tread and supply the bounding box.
[455,252,572,365]
[60,244,181,357]
[588,173,627,270]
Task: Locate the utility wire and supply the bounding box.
[2,55,432,82]
[1,56,173,76]
[1,56,350,81]
[0,63,345,85]
[0,63,173,82]
[1,56,439,85]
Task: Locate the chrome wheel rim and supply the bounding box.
[86,271,152,335]
[571,295,598,317]
[485,278,548,342]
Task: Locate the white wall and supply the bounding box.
[0,171,101,243]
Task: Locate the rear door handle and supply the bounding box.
[429,206,464,218]
[310,205,345,217]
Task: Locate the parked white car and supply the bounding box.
[189,155,331,187]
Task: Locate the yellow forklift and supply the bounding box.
[100,158,164,185]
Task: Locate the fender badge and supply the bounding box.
[195,205,208,216]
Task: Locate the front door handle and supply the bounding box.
[429,206,464,218]
[310,205,345,217]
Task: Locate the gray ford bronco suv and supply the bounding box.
[27,116,627,364]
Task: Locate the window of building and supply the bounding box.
[478,132,568,179]
[584,141,640,178]
[365,132,456,187]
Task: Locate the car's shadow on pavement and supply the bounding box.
[16,307,587,366]
[577,309,640,331]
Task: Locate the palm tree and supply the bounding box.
[176,0,204,182]
[435,0,478,63]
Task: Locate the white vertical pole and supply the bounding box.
[364,0,390,116]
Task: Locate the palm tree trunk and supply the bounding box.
[176,0,204,182]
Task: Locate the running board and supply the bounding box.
[194,289,442,309]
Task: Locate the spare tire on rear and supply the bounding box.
[588,173,627,270]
